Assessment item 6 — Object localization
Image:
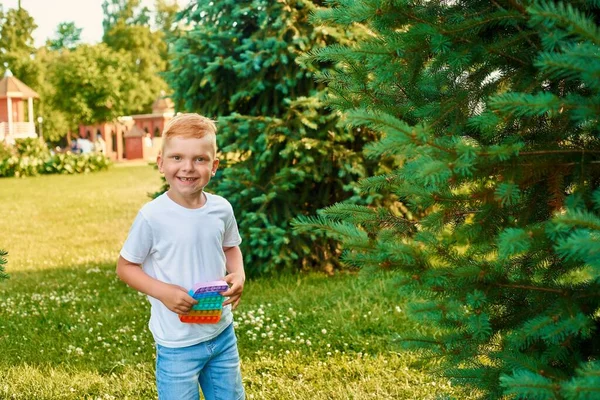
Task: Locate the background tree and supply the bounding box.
[295,1,600,398]
[154,0,179,36]
[154,0,179,66]
[46,22,82,51]
[102,0,151,31]
[164,0,378,275]
[0,5,70,143]
[49,44,139,128]
[102,0,168,115]
[31,47,72,143]
[0,4,38,84]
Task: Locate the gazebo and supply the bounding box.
[0,69,40,143]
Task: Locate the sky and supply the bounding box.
[2,0,184,47]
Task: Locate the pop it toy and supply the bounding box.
[179,280,229,324]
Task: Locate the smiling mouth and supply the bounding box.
[177,177,198,182]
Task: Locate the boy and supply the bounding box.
[117,113,245,400]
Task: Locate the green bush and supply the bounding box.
[14,138,50,159]
[0,138,111,178]
[0,155,46,177]
[43,152,112,174]
[0,141,14,160]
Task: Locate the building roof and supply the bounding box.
[0,69,40,99]
[151,94,174,114]
[124,124,147,138]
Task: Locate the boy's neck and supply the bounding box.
[166,190,207,209]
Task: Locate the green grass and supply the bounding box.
[0,165,475,399]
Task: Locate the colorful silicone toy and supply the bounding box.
[179,280,229,324]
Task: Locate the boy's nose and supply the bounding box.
[182,159,194,170]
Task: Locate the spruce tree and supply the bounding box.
[295,1,600,398]
[164,1,378,274]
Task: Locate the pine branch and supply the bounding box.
[561,361,600,398]
[495,283,565,294]
[528,2,600,45]
[345,109,456,156]
[318,203,377,221]
[291,215,370,246]
[520,150,600,155]
[500,369,558,399]
[0,249,8,281]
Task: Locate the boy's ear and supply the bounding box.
[211,158,219,176]
[157,153,164,173]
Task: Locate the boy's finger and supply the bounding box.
[222,295,239,306]
[181,295,195,304]
[220,284,238,297]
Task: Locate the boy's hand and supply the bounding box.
[221,273,245,310]
[157,283,198,314]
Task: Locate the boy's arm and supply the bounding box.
[116,255,197,314]
[221,246,245,310]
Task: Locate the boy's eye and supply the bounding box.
[196,157,205,162]
[172,156,181,161]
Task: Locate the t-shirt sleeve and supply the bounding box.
[223,207,242,247]
[120,212,153,264]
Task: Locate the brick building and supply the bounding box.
[79,95,175,161]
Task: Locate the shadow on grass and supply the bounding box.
[0,262,153,374]
[0,263,409,375]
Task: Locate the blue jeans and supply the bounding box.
[155,324,245,400]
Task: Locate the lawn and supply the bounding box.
[0,165,474,399]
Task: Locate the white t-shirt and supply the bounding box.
[120,192,242,348]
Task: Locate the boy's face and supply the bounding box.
[157,136,219,203]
